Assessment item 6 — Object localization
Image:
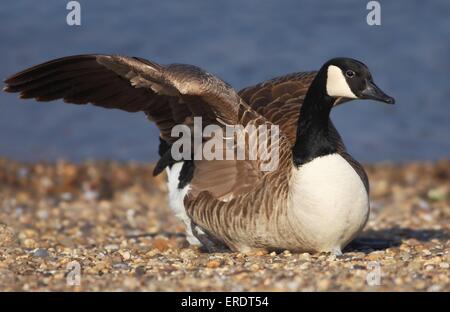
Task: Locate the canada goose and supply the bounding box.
[4,55,394,254]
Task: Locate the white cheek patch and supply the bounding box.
[326,65,357,98]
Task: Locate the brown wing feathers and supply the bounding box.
[238,72,317,144]
[4,55,234,141]
[4,55,155,111]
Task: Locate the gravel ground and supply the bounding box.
[0,158,449,291]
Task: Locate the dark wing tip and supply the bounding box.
[3,75,19,89]
[152,159,168,176]
[153,150,174,176]
[3,75,19,92]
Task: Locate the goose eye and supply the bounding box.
[345,70,355,78]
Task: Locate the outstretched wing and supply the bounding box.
[4,55,242,142]
[4,54,293,199]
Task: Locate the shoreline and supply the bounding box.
[0,158,449,291]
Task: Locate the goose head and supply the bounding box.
[323,57,395,105]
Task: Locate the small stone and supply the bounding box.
[282,250,292,257]
[399,245,411,252]
[367,251,384,261]
[352,264,366,270]
[286,281,301,291]
[401,253,411,261]
[33,248,49,258]
[36,210,49,220]
[300,262,310,270]
[327,254,337,261]
[415,281,427,290]
[60,192,73,201]
[394,277,403,285]
[427,285,442,292]
[57,235,75,248]
[299,253,311,261]
[96,252,106,260]
[113,263,129,270]
[253,249,267,256]
[439,262,449,269]
[206,260,221,269]
[123,277,139,289]
[134,265,146,277]
[427,187,447,201]
[317,279,330,291]
[105,244,119,252]
[94,260,111,273]
[22,238,37,249]
[83,189,98,201]
[425,265,434,271]
[119,250,131,261]
[152,237,170,251]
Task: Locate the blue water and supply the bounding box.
[0,0,449,163]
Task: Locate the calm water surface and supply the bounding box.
[0,1,449,162]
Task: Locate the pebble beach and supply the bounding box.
[0,158,449,291]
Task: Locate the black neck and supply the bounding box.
[293,70,338,166]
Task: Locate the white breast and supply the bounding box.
[289,153,369,253]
